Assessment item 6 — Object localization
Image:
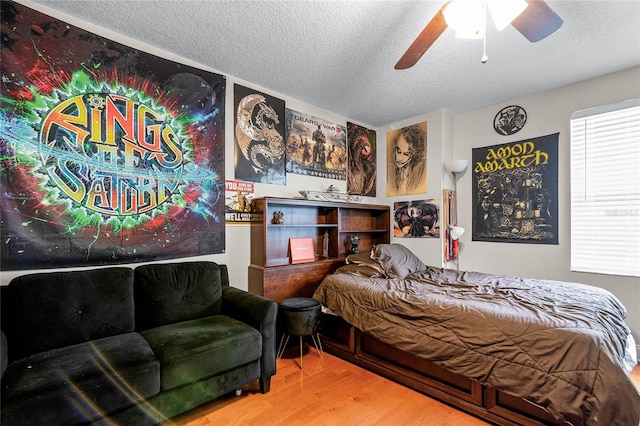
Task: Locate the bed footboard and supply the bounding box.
[320,313,567,426]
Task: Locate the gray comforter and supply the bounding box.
[313,267,640,425]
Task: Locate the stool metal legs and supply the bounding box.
[311,333,324,359]
[276,333,323,369]
[276,334,290,360]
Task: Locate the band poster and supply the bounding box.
[1,1,226,270]
[393,199,439,238]
[285,109,347,180]
[347,122,377,197]
[472,133,559,244]
[234,84,286,185]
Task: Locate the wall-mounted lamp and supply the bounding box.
[444,160,469,269]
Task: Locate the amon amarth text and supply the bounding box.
[0,1,226,269]
[472,134,559,244]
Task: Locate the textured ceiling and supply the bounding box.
[21,0,640,128]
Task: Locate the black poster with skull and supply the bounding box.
[472,133,559,244]
[233,84,286,185]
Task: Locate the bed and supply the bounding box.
[312,244,640,426]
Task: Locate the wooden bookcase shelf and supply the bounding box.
[248,197,390,302]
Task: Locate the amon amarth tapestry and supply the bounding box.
[472,133,559,244]
[0,1,226,270]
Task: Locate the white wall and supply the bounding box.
[376,109,452,267]
[448,67,640,343]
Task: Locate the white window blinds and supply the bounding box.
[570,99,640,277]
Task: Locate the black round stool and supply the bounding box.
[277,297,323,368]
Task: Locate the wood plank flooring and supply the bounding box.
[168,347,640,426]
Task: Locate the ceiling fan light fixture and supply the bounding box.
[443,0,485,39]
[454,26,484,40]
[487,0,528,31]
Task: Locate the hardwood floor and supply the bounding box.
[168,348,640,426]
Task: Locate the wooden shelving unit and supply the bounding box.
[248,197,390,302]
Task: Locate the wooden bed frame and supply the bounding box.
[319,312,568,426]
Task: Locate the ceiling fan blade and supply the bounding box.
[511,0,563,43]
[395,3,450,70]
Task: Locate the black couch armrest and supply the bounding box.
[1,330,7,380]
[222,287,277,392]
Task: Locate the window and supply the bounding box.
[570,99,640,277]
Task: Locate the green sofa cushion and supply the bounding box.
[134,262,225,331]
[141,315,262,391]
[1,333,159,426]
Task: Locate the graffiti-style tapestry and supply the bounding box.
[234,84,285,185]
[386,121,427,197]
[472,133,559,244]
[393,199,439,238]
[0,2,226,270]
[347,122,376,197]
[285,109,346,180]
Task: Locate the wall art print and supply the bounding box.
[493,105,527,136]
[224,179,258,224]
[233,84,285,185]
[472,133,559,244]
[386,121,427,197]
[393,199,439,238]
[0,1,226,270]
[285,109,346,180]
[347,122,376,197]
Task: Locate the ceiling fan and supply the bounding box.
[395,0,563,69]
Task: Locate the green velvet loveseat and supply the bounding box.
[0,261,277,425]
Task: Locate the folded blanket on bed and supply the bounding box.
[314,266,640,426]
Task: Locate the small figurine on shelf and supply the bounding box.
[320,230,329,258]
[272,211,284,224]
[346,235,360,255]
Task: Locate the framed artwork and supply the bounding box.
[442,189,459,261]
[234,84,286,185]
[225,180,258,224]
[472,133,559,244]
[347,122,376,197]
[1,1,226,270]
[386,122,427,196]
[393,199,439,238]
[285,109,347,180]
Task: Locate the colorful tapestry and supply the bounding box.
[285,109,346,180]
[233,84,286,185]
[472,133,559,244]
[0,1,226,270]
[347,122,376,197]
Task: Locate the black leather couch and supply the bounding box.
[0,261,277,425]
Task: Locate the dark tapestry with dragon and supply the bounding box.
[233,84,285,185]
[347,122,376,197]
